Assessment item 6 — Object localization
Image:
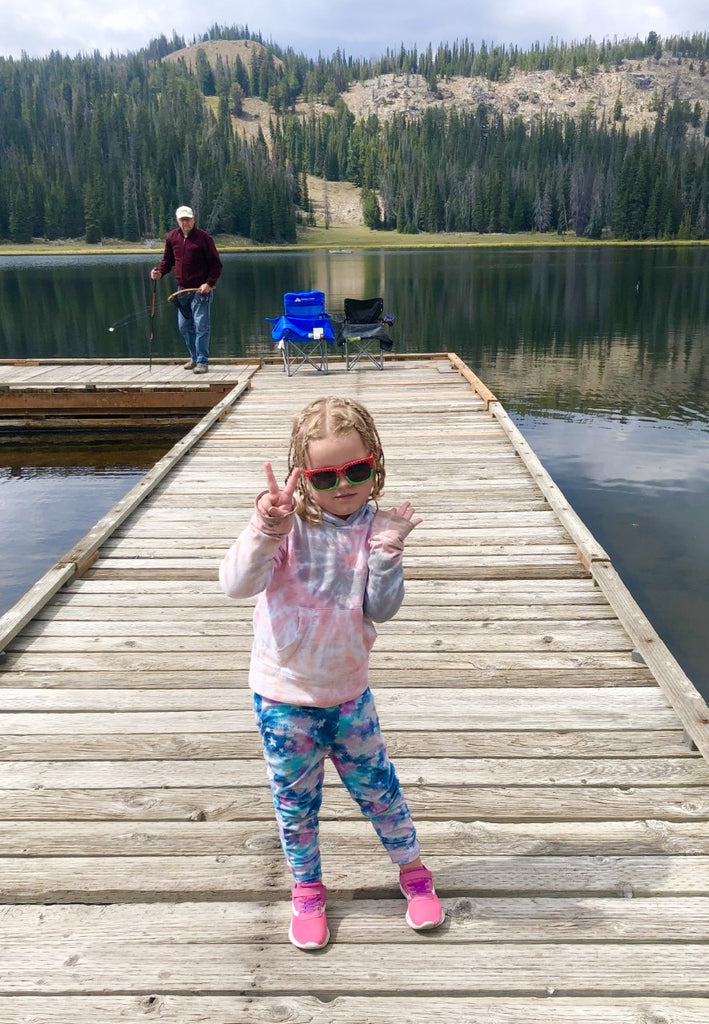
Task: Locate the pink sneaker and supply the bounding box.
[289,881,330,950]
[399,865,444,930]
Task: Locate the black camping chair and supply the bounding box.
[335,297,394,370]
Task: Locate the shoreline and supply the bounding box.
[1,228,707,258]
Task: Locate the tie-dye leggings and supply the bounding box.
[253,687,420,882]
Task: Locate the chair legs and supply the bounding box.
[277,336,387,374]
[344,340,385,371]
[281,337,329,377]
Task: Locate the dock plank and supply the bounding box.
[0,997,706,1024]
[3,942,709,995]
[5,818,709,855]
[0,359,252,421]
[0,729,692,761]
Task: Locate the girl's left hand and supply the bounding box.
[390,500,423,528]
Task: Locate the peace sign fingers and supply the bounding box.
[263,462,281,505]
[283,466,300,504]
[263,462,299,513]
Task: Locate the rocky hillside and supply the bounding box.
[340,58,709,138]
[171,41,708,138]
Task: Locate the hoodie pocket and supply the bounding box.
[255,601,316,662]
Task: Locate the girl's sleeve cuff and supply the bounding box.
[254,491,296,535]
[369,509,415,552]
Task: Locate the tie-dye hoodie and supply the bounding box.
[219,500,414,707]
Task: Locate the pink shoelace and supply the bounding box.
[294,893,325,913]
[403,875,433,895]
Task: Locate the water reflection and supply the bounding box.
[0,431,182,613]
[515,413,709,697]
[1,247,708,411]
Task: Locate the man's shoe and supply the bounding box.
[193,364,208,374]
[399,865,444,930]
[183,359,196,370]
[289,881,329,950]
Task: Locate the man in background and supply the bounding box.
[151,206,222,373]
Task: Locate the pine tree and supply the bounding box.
[195,49,216,95]
[362,188,380,229]
[83,179,103,244]
[9,185,33,243]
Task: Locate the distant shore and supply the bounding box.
[0,226,706,257]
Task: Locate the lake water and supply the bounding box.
[1,245,708,698]
[0,430,184,612]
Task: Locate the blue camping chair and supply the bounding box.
[267,291,335,376]
[334,297,394,370]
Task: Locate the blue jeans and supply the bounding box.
[253,688,419,882]
[177,290,212,365]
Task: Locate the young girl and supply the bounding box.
[219,396,443,950]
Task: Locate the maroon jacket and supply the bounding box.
[156,226,223,289]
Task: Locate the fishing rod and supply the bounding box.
[148,277,157,372]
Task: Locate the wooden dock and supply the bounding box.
[0,359,246,426]
[2,355,709,1022]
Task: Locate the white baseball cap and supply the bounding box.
[175,206,194,219]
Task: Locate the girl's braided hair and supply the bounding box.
[288,396,385,525]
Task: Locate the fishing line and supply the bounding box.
[106,287,203,362]
[107,303,156,333]
[106,287,195,334]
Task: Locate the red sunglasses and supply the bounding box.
[303,454,375,491]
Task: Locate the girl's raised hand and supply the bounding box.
[263,462,300,515]
[390,500,423,528]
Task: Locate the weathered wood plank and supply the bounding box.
[115,508,564,527]
[32,602,618,621]
[73,548,585,570]
[0,666,656,688]
[101,527,576,550]
[3,756,707,789]
[2,787,709,823]
[0,687,675,728]
[0,996,706,1024]
[5,853,709,901]
[5,896,709,942]
[2,942,709,994]
[0,650,652,673]
[0,729,690,761]
[4,819,709,857]
[54,576,603,597]
[5,620,635,652]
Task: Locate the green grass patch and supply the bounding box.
[0,229,706,257]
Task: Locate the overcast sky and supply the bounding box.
[1,0,705,62]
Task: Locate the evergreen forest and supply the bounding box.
[1,27,708,243]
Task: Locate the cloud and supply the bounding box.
[522,413,709,490]
[2,1,166,56]
[0,0,705,60]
